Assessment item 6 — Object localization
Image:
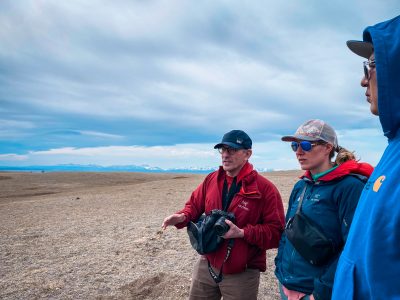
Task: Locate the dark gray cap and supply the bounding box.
[347,40,374,59]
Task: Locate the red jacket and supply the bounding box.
[176,162,285,274]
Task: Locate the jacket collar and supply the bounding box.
[217,162,261,198]
[301,160,374,182]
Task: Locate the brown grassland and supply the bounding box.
[0,170,302,299]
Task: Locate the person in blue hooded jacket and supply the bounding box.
[275,119,373,300]
[332,15,400,300]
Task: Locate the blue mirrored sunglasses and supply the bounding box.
[291,141,321,152]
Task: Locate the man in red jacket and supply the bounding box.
[162,130,285,300]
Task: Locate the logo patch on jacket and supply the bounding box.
[238,200,250,211]
[310,194,321,202]
[373,175,385,192]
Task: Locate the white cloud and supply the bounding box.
[0,119,35,129]
[25,144,219,168]
[3,126,387,169]
[0,119,36,138]
[77,130,124,139]
[0,0,396,169]
[0,153,27,161]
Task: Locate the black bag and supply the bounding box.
[187,209,235,255]
[285,185,337,266]
[187,209,235,283]
[186,178,240,283]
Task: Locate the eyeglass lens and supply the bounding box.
[364,63,369,79]
[363,60,375,80]
[291,141,313,152]
[218,147,237,154]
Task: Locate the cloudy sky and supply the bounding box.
[0,1,398,170]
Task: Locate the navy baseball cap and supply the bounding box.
[214,130,252,149]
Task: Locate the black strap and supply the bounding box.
[206,176,241,283]
[295,185,308,214]
[207,239,235,283]
[222,177,242,211]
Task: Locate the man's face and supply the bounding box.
[219,146,252,177]
[361,53,379,115]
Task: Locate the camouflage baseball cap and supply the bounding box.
[281,119,338,150]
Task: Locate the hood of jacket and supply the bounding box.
[301,160,374,182]
[362,15,400,140]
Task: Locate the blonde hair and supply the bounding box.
[333,146,356,165]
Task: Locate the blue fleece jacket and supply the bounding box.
[275,161,372,300]
[332,15,400,300]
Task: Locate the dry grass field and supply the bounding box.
[0,170,301,299]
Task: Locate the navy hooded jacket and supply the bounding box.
[333,15,400,300]
[275,160,373,300]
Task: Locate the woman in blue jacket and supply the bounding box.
[333,15,400,300]
[274,119,373,300]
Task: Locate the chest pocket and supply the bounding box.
[302,193,326,216]
[299,188,340,237]
[232,196,258,226]
[236,198,252,212]
[291,189,334,218]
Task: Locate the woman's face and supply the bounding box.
[294,140,333,174]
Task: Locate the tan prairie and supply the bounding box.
[0,170,302,300]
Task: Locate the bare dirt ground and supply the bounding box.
[0,170,301,299]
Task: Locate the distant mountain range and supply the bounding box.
[0,164,274,173]
[0,164,216,173]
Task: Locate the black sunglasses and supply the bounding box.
[363,59,376,80]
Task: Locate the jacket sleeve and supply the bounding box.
[313,177,366,300]
[242,180,285,250]
[174,175,209,229]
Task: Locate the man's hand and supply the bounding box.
[162,213,186,230]
[222,219,244,239]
